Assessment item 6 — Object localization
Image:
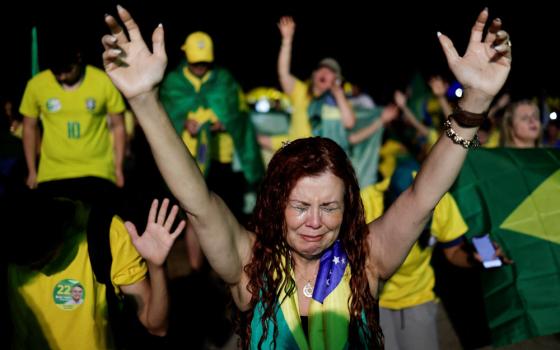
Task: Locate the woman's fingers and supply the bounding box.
[104,14,128,44]
[468,8,489,45]
[117,5,144,43]
[484,17,502,45]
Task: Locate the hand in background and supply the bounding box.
[125,198,185,267]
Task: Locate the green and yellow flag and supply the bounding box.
[160,63,264,184]
[450,148,560,347]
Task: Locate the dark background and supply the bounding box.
[1,0,558,105]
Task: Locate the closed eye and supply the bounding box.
[321,205,340,213]
[289,202,309,212]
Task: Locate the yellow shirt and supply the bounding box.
[379,193,468,309]
[8,216,147,350]
[378,139,408,180]
[19,65,125,183]
[426,127,440,150]
[483,128,500,148]
[270,79,313,150]
[360,178,390,223]
[181,68,234,163]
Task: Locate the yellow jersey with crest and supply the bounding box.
[8,216,147,350]
[19,65,125,183]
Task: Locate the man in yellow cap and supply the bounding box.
[181,31,214,77]
[160,31,264,270]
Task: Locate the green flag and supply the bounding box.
[31,27,39,77]
[406,72,430,122]
[450,148,560,347]
[348,107,384,188]
[160,63,264,184]
[308,95,384,188]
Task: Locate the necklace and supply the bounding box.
[303,281,314,298]
[294,264,319,298]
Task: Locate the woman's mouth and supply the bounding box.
[300,234,323,242]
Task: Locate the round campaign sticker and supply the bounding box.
[53,279,86,310]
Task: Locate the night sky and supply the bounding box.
[2,0,559,105]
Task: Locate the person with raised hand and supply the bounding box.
[102,6,511,348]
[258,16,356,152]
[5,194,184,349]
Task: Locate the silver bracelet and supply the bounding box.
[443,118,480,149]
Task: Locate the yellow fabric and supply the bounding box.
[378,139,408,179]
[361,183,385,223]
[181,31,214,63]
[379,193,468,309]
[245,86,291,112]
[8,216,147,349]
[109,216,148,291]
[277,264,352,350]
[500,169,560,244]
[181,68,234,163]
[270,79,313,151]
[426,127,440,150]
[182,67,211,91]
[10,123,23,138]
[483,128,500,148]
[124,109,136,139]
[307,264,352,349]
[19,65,125,183]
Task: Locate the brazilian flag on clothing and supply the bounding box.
[160,62,264,184]
[449,148,560,347]
[250,240,372,349]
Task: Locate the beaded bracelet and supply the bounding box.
[443,119,480,149]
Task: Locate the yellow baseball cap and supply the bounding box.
[181,32,214,63]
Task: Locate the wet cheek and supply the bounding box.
[285,212,306,228]
[323,214,343,229]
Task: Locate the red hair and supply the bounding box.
[239,137,383,349]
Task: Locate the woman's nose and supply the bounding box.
[305,207,322,229]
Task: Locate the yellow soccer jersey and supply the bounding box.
[19,65,125,183]
[8,216,147,350]
[379,193,468,309]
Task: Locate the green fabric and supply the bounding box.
[406,72,430,122]
[195,121,212,177]
[250,111,290,136]
[250,299,302,350]
[160,63,264,184]
[31,27,39,77]
[450,148,560,347]
[308,94,350,153]
[348,107,384,188]
[250,101,383,189]
[249,266,352,350]
[309,95,383,188]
